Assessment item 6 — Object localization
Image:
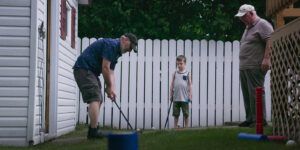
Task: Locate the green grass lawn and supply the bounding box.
[1,125,299,150]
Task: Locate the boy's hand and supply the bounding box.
[189,95,192,101]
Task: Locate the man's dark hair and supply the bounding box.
[124,33,138,53]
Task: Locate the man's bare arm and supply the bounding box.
[261,39,271,71]
[102,58,116,100]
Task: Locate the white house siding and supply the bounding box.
[57,0,78,136]
[0,0,31,146]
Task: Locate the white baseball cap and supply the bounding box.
[235,4,255,17]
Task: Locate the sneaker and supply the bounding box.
[87,126,105,139]
[248,121,268,128]
[249,122,256,128]
[238,121,253,127]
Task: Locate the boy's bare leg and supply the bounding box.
[184,117,189,128]
[174,116,179,128]
[89,101,101,128]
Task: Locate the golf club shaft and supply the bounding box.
[113,101,133,130]
[164,99,173,129]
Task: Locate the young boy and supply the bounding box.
[170,55,192,128]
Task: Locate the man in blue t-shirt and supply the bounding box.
[73,33,137,139]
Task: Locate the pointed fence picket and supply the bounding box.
[77,38,272,129]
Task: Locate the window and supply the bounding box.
[60,0,76,48]
[71,7,76,48]
[66,2,71,43]
[60,0,67,40]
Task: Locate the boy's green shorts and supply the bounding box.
[172,101,189,117]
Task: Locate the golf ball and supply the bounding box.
[286,140,296,146]
[136,128,141,132]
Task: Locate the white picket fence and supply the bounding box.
[76,37,271,129]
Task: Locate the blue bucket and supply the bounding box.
[108,131,138,150]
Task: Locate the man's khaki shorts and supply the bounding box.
[73,69,103,104]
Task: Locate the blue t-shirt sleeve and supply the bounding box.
[110,62,117,70]
[102,42,119,70]
[101,43,115,63]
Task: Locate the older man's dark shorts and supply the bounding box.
[73,69,103,103]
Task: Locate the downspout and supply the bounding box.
[27,0,38,145]
[45,0,59,140]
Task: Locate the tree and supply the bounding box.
[78,0,268,41]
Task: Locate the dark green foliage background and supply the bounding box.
[78,0,270,41]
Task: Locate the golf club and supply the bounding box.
[164,97,173,129]
[113,100,133,130]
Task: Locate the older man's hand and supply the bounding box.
[261,57,270,72]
